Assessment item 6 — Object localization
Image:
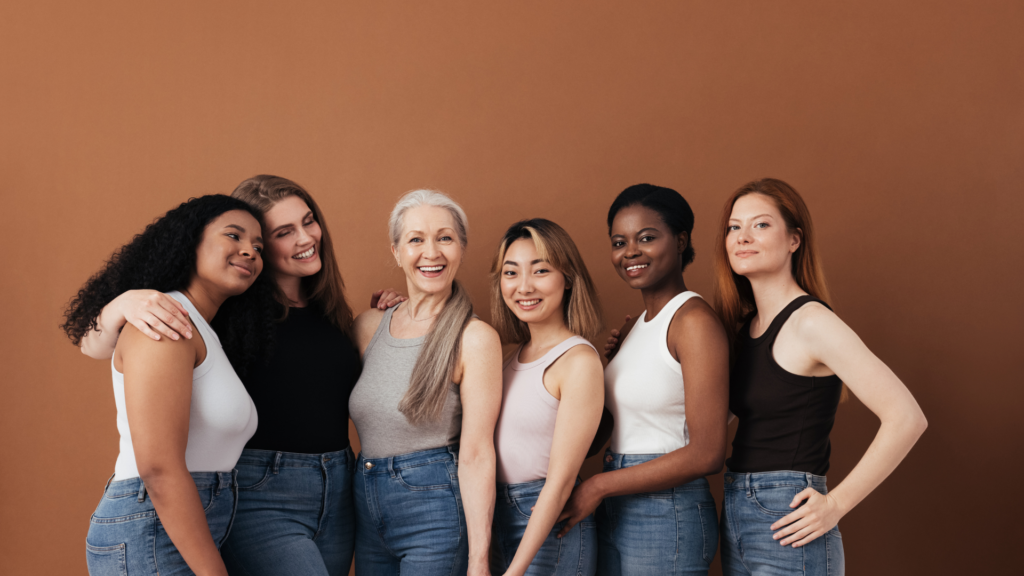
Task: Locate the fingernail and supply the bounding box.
[172,334,178,340]
[186,332,192,339]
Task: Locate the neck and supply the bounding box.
[639,270,689,319]
[747,268,807,328]
[181,281,225,324]
[524,309,574,352]
[276,272,307,307]
[404,284,452,321]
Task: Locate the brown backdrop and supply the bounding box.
[2,2,1021,574]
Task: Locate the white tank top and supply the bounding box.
[604,291,701,454]
[111,291,258,480]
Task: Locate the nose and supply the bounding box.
[517,272,534,294]
[240,244,258,259]
[736,226,753,244]
[625,239,642,258]
[424,238,442,259]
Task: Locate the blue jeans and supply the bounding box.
[85,472,237,576]
[354,445,467,576]
[491,478,597,576]
[721,471,844,576]
[220,447,356,576]
[597,451,718,576]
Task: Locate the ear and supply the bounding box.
[677,231,690,254]
[790,228,803,253]
[390,244,401,266]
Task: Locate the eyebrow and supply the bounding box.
[610,227,661,239]
[729,213,775,222]
[270,211,313,235]
[503,258,545,267]
[225,224,263,243]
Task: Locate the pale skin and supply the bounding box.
[497,238,604,576]
[727,193,928,547]
[79,195,405,359]
[557,204,730,537]
[114,210,264,576]
[351,204,502,576]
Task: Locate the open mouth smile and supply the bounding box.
[293,246,316,260]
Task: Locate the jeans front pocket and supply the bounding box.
[235,461,273,491]
[396,461,453,491]
[85,542,127,576]
[750,485,803,516]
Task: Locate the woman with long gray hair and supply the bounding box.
[348,189,503,576]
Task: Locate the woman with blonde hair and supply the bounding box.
[489,218,604,576]
[348,189,503,576]
[715,178,927,575]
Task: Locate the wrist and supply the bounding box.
[826,486,853,516]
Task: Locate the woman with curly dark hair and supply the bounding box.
[63,194,275,576]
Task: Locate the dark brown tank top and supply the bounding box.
[726,295,843,476]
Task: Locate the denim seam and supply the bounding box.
[395,470,452,492]
[313,459,329,540]
[697,502,714,564]
[749,488,797,517]
[237,464,274,491]
[90,510,158,524]
[391,456,452,471]
[365,469,400,558]
[446,459,465,576]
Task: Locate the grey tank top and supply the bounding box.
[349,305,462,459]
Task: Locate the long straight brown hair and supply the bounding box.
[231,175,354,332]
[712,178,846,399]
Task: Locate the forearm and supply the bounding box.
[143,469,228,576]
[827,411,927,516]
[80,302,124,359]
[458,449,496,572]
[506,477,576,576]
[591,444,723,499]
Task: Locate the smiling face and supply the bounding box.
[193,209,264,297]
[500,237,568,326]
[392,204,464,295]
[262,195,322,280]
[726,193,801,279]
[609,204,687,290]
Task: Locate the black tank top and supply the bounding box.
[242,305,361,454]
[727,295,842,476]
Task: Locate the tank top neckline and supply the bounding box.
[510,334,590,370]
[639,290,700,326]
[744,294,819,346]
[380,303,426,348]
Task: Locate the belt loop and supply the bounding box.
[137,480,147,503]
[805,472,814,490]
[503,483,512,505]
[273,452,283,474]
[388,456,397,478]
[447,444,458,466]
[101,473,115,497]
[214,474,222,497]
[745,473,752,497]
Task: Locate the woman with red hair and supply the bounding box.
[714,178,927,575]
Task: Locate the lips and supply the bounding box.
[733,250,758,258]
[516,298,541,310]
[417,264,445,278]
[624,262,649,278]
[293,246,316,260]
[230,260,255,276]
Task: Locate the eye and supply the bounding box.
[727,225,739,232]
[754,222,769,229]
[254,245,263,254]
[535,267,550,275]
[226,233,239,240]
[277,230,291,238]
[304,218,315,227]
[612,240,624,248]
[439,235,453,242]
[503,270,517,277]
[640,235,655,242]
[408,237,422,243]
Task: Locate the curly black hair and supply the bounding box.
[61,195,275,376]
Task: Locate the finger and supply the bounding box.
[773,517,808,540]
[790,488,816,508]
[130,319,162,341]
[781,525,817,547]
[771,508,806,531]
[152,308,192,340]
[556,516,580,538]
[791,529,826,548]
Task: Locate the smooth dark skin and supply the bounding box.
[556,204,730,537]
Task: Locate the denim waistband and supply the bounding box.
[358,444,459,475]
[236,446,354,470]
[103,471,236,501]
[603,450,711,491]
[496,476,582,504]
[723,470,828,492]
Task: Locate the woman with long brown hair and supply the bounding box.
[78,175,403,576]
[714,178,927,575]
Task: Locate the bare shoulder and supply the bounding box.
[671,297,726,335]
[461,318,501,354]
[553,342,602,372]
[789,301,847,339]
[352,308,385,352]
[117,322,197,365]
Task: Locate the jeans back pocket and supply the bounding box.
[86,542,127,576]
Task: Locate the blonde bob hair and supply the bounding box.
[389,189,474,424]
[490,218,602,343]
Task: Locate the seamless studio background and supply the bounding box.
[1,2,1021,574]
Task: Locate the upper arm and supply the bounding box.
[456,320,503,453]
[118,325,197,474]
[352,309,385,356]
[545,345,604,480]
[797,307,923,422]
[669,301,730,451]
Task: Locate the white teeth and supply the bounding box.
[419,265,444,272]
[519,299,540,306]
[626,264,648,271]
[294,247,315,259]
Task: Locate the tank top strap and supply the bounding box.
[761,295,832,348]
[510,335,595,372]
[364,305,398,355]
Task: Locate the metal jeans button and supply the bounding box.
[604,455,613,463]
[364,462,375,470]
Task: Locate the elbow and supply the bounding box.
[700,453,726,478]
[913,409,929,438]
[458,442,495,469]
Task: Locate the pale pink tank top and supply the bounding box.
[494,335,596,484]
